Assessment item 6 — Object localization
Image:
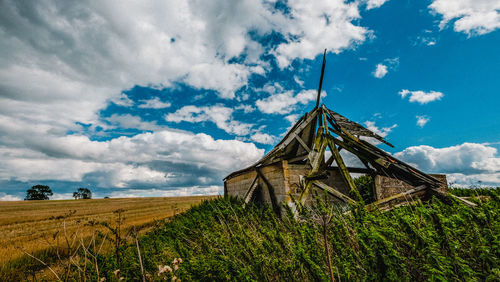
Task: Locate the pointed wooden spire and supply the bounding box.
[315,49,327,109]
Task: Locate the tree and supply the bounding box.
[73,188,92,199]
[25,185,53,200]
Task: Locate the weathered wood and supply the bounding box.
[286,153,309,163]
[312,180,355,205]
[366,185,427,211]
[300,135,328,205]
[431,189,477,207]
[279,110,319,151]
[243,175,259,205]
[293,132,312,152]
[327,137,359,200]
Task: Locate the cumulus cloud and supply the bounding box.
[0,192,21,201]
[108,186,223,198]
[105,114,162,131]
[138,97,171,109]
[0,0,374,196]
[399,89,444,104]
[256,89,326,114]
[165,105,254,135]
[429,0,500,35]
[364,121,397,138]
[365,0,390,10]
[0,129,264,189]
[273,0,368,68]
[250,132,277,145]
[395,142,500,186]
[373,64,388,78]
[395,142,500,176]
[416,115,430,127]
[373,58,399,78]
[235,104,256,113]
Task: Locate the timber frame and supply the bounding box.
[224,51,472,214]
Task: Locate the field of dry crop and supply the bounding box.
[0,196,215,267]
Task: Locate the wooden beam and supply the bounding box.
[286,153,309,163]
[299,135,328,205]
[243,175,259,205]
[327,137,360,201]
[278,110,319,151]
[292,132,311,152]
[366,185,427,211]
[431,189,477,207]
[312,180,355,205]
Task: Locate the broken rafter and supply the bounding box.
[312,180,355,205]
[243,175,259,206]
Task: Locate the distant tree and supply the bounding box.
[25,185,53,200]
[73,188,92,199]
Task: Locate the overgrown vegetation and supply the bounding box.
[50,188,499,281]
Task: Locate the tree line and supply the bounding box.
[24,185,93,200]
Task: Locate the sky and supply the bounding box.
[1,0,500,201]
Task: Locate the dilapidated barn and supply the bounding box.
[224,51,465,215]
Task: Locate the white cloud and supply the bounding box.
[273,0,368,68]
[395,142,500,186]
[138,97,171,109]
[364,121,397,138]
[165,105,253,135]
[105,114,162,131]
[235,104,256,113]
[285,114,300,125]
[429,0,500,35]
[361,120,397,145]
[0,0,375,193]
[250,133,276,145]
[399,89,444,104]
[108,186,223,198]
[0,192,21,201]
[395,142,500,174]
[256,89,326,114]
[416,115,430,127]
[110,93,135,107]
[366,0,390,10]
[373,64,388,78]
[0,129,264,188]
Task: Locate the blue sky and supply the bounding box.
[1,0,499,200]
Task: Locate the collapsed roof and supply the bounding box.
[225,50,471,212]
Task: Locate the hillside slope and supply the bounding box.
[93,190,500,281]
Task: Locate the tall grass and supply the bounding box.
[80,189,500,281]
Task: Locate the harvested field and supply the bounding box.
[0,196,215,266]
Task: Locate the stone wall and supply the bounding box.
[374,174,448,200]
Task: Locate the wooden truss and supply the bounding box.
[227,50,474,213]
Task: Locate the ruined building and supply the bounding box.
[224,51,459,215]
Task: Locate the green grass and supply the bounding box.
[81,188,500,281]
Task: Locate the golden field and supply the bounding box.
[0,196,215,267]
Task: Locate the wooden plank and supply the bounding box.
[299,136,328,205]
[279,109,319,151]
[286,153,309,163]
[312,180,355,205]
[327,137,360,200]
[367,185,427,211]
[243,175,259,205]
[293,132,311,152]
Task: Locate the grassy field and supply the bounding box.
[0,196,215,271]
